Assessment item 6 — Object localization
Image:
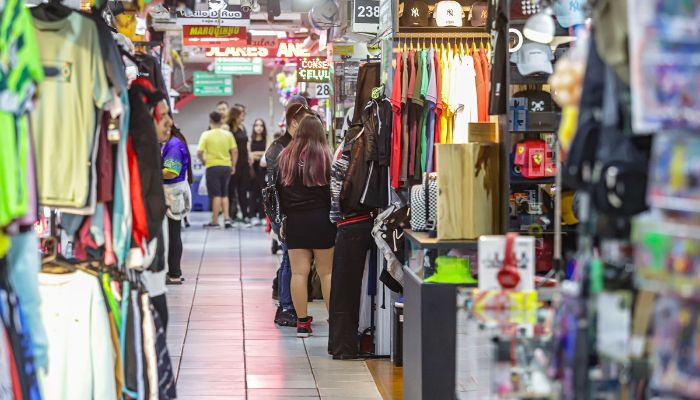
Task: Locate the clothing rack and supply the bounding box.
[394,32,490,39]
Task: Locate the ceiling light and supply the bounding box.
[523,6,555,44]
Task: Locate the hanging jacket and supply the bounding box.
[330,123,373,222]
[128,78,166,247]
[360,98,393,209]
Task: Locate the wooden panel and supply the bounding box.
[436,143,501,240]
[468,122,498,143]
[366,360,403,400]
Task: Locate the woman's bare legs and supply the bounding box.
[288,249,313,318]
[312,248,334,311]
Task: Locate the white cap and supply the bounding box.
[510,42,554,76]
[434,1,464,27]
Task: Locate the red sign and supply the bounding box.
[183,25,246,47]
[205,41,311,59]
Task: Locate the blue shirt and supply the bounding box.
[161,136,189,184]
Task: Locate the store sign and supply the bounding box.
[214,58,263,75]
[333,44,355,57]
[176,1,250,27]
[297,58,331,83]
[193,71,233,96]
[353,0,380,33]
[205,42,311,59]
[183,25,246,47]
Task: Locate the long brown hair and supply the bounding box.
[227,106,244,132]
[278,115,331,187]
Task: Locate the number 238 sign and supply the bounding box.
[353,0,379,32]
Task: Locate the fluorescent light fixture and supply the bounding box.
[523,7,555,44]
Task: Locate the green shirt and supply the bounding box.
[412,51,424,107]
[0,2,44,226]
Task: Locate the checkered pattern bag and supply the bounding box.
[410,173,438,232]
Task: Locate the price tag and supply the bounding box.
[313,83,331,99]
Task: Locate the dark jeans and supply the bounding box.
[229,168,251,219]
[151,294,168,333]
[328,219,373,357]
[167,217,182,278]
[271,222,294,310]
[250,166,266,219]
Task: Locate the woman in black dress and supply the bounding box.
[249,118,268,225]
[227,106,252,225]
[277,114,335,338]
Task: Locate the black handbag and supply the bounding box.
[262,173,283,225]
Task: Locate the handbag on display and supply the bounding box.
[512,139,556,179]
[410,173,438,232]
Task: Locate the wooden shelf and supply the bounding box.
[404,229,478,250]
[510,177,556,186]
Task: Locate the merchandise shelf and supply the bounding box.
[403,229,479,250]
[509,177,556,186]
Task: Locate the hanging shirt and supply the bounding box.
[400,51,410,182]
[440,49,452,143]
[480,47,491,114]
[32,13,112,208]
[434,49,443,155]
[407,50,419,177]
[389,51,403,189]
[472,51,488,122]
[38,271,117,400]
[452,55,479,143]
[417,49,429,176]
[425,48,438,173]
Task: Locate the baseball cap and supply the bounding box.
[400,0,430,27]
[510,42,554,76]
[434,1,464,27]
[552,0,585,28]
[286,95,308,111]
[513,89,554,112]
[469,2,488,27]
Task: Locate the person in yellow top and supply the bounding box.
[198,112,238,228]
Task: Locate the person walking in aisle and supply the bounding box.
[158,124,193,285]
[265,96,314,327]
[249,118,268,225]
[276,115,335,338]
[198,111,238,228]
[227,106,252,226]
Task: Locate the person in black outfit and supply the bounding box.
[277,114,336,338]
[227,105,252,225]
[249,118,268,225]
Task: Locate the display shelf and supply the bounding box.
[404,229,478,250]
[509,177,556,186]
[510,66,551,85]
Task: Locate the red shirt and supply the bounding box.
[127,137,149,251]
[389,51,403,189]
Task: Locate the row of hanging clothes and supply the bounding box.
[388,37,492,189]
[0,0,180,397]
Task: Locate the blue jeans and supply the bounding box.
[272,222,294,311]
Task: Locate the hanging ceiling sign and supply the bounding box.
[193,71,233,96]
[297,58,331,83]
[183,26,247,47]
[176,1,251,27]
[214,58,263,75]
[205,42,311,59]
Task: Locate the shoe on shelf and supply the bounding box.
[204,222,220,229]
[224,219,234,229]
[274,307,297,327]
[166,276,183,285]
[297,317,312,338]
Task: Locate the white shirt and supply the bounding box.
[452,54,479,143]
[38,270,117,400]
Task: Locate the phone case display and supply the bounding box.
[651,295,700,397]
[648,133,700,212]
[633,216,700,297]
[629,0,700,132]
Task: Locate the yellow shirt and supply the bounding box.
[198,128,237,168]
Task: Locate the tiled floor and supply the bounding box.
[166,213,383,400]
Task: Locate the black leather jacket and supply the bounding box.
[264,131,292,184]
